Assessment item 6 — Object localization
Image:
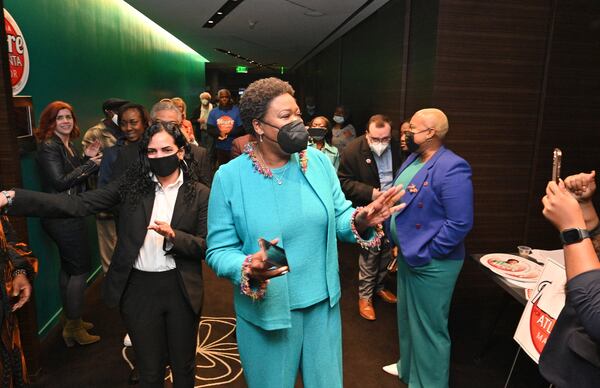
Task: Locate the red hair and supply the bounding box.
[35,101,80,142]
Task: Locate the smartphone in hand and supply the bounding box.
[552,148,562,183]
[259,238,290,272]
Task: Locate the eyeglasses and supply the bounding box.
[402,125,434,136]
[368,135,391,144]
[150,120,180,131]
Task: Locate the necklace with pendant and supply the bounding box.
[255,148,290,185]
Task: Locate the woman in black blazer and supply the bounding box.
[2,121,208,387]
[35,101,102,347]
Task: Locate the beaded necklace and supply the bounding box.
[243,142,308,180]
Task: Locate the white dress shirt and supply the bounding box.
[133,170,184,272]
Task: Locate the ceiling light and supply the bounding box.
[208,20,214,24]
[304,10,324,17]
[217,11,223,15]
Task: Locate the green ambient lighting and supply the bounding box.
[280,66,285,75]
[236,66,248,73]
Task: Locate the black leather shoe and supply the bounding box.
[128,368,140,385]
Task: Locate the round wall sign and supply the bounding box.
[4,9,29,95]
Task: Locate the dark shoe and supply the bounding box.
[377,289,397,304]
[128,368,140,385]
[358,298,376,321]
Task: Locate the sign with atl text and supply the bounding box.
[514,257,566,363]
[4,9,29,95]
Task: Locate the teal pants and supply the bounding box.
[236,299,342,388]
[395,258,463,388]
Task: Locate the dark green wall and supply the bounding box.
[5,0,207,335]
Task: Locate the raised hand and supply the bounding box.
[355,185,406,231]
[542,180,586,231]
[564,170,596,202]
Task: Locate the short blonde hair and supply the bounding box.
[82,126,116,150]
[412,108,449,138]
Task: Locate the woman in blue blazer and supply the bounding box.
[206,77,404,388]
[383,108,474,388]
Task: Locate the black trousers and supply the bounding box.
[120,269,200,388]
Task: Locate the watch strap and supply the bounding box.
[560,228,591,245]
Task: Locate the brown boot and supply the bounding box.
[358,298,376,321]
[376,289,398,304]
[62,319,101,347]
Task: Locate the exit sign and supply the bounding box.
[236,66,248,73]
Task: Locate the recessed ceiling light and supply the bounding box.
[208,20,214,24]
[217,11,223,15]
[304,10,324,17]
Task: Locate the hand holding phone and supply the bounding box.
[259,238,290,273]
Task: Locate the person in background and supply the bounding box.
[399,120,410,154]
[331,105,356,156]
[383,108,473,388]
[302,95,318,124]
[338,114,402,320]
[207,89,243,166]
[97,103,150,274]
[195,92,214,157]
[308,116,339,170]
[171,97,198,146]
[230,133,255,159]
[206,77,405,388]
[539,170,600,387]
[0,121,210,387]
[87,98,130,143]
[34,101,102,347]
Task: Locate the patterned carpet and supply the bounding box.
[28,243,549,387]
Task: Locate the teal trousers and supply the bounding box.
[236,299,342,388]
[395,258,463,388]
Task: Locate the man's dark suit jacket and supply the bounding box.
[337,135,402,207]
[113,142,213,187]
[8,179,209,315]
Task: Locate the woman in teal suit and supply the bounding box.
[206,77,404,388]
[383,108,474,388]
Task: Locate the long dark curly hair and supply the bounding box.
[118,122,200,207]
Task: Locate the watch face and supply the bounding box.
[562,228,583,244]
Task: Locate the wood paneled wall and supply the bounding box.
[294,0,600,253]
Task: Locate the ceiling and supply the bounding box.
[125,0,390,72]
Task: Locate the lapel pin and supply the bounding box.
[423,181,429,187]
[366,158,372,164]
[407,183,418,193]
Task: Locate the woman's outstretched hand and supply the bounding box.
[355,185,406,233]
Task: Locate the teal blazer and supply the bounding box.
[207,146,358,330]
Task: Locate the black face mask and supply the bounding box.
[308,127,327,142]
[148,153,180,177]
[262,119,308,154]
[404,131,419,153]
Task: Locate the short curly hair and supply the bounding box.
[239,77,295,135]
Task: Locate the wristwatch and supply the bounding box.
[560,228,590,245]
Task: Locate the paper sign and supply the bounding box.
[513,257,566,363]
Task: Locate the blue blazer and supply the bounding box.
[206,147,357,330]
[390,146,473,267]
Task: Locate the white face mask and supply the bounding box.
[201,98,209,106]
[333,115,344,124]
[369,142,389,157]
[112,113,119,126]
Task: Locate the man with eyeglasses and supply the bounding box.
[338,114,402,320]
